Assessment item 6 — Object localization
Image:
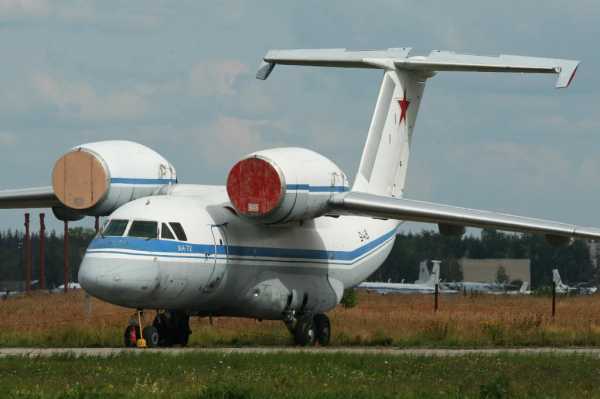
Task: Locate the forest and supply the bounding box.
[0,228,595,289]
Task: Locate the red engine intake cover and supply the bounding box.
[226,157,284,216]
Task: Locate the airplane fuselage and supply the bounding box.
[79,185,398,320]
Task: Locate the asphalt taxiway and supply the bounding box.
[2,347,600,358]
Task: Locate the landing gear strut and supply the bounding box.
[123,310,191,348]
[286,313,331,346]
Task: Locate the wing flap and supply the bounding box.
[329,192,600,240]
[0,186,60,209]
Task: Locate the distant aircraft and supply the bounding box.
[505,281,532,295]
[358,260,456,294]
[443,280,530,295]
[52,282,82,293]
[552,269,597,295]
[0,48,597,347]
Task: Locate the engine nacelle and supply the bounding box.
[226,148,349,224]
[52,140,176,216]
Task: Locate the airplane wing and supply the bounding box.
[0,186,60,209]
[329,192,600,241]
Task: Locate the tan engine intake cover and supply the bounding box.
[52,150,109,210]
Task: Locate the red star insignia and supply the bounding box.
[398,89,410,125]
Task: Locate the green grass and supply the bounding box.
[1,352,600,398]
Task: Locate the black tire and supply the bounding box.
[313,313,331,346]
[143,325,160,347]
[294,317,316,346]
[175,314,191,346]
[153,313,174,347]
[124,325,140,348]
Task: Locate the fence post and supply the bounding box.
[24,213,31,293]
[63,221,69,293]
[552,281,556,318]
[39,213,46,290]
[434,283,439,312]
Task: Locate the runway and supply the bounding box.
[3,347,600,358]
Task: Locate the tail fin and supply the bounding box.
[353,70,425,196]
[520,281,529,293]
[552,269,563,287]
[425,260,441,287]
[257,48,579,197]
[415,260,430,284]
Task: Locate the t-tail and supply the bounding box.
[258,48,578,199]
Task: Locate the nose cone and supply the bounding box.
[79,252,160,307]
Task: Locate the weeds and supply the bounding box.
[2,291,600,348]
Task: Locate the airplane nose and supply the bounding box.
[79,253,160,306]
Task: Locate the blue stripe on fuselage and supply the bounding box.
[110,178,177,185]
[286,184,349,193]
[87,228,397,262]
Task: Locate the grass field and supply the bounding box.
[3,290,600,348]
[1,352,600,398]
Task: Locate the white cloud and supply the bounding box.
[0,131,17,146]
[31,73,147,121]
[195,116,284,170]
[0,0,48,17]
[189,60,248,97]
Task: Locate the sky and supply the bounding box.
[0,0,599,234]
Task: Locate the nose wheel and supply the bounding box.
[287,313,330,346]
[123,310,191,348]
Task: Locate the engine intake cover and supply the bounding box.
[52,140,176,215]
[226,147,348,224]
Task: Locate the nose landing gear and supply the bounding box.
[123,310,191,348]
[285,313,331,346]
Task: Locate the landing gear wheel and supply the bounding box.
[152,311,191,347]
[124,325,140,348]
[313,314,331,346]
[143,326,160,348]
[153,313,173,347]
[294,316,316,346]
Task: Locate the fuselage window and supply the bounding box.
[128,221,158,239]
[169,222,187,241]
[161,223,175,240]
[103,219,129,237]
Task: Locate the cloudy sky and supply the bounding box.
[0,0,599,233]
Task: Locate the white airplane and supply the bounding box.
[552,269,597,295]
[52,282,82,293]
[1,48,599,347]
[358,260,456,294]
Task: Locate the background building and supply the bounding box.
[459,258,531,284]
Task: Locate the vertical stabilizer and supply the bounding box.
[426,260,441,287]
[552,269,563,287]
[415,260,430,284]
[352,70,426,197]
[520,281,529,294]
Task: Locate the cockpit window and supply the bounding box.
[161,223,175,240]
[128,221,158,239]
[103,219,129,237]
[169,222,187,241]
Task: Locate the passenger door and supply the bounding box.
[204,223,228,293]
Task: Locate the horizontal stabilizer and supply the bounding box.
[258,48,579,88]
[0,186,59,209]
[329,192,600,240]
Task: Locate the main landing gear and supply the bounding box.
[124,310,191,348]
[285,313,331,346]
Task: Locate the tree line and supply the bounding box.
[0,228,595,289]
[372,229,596,288]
